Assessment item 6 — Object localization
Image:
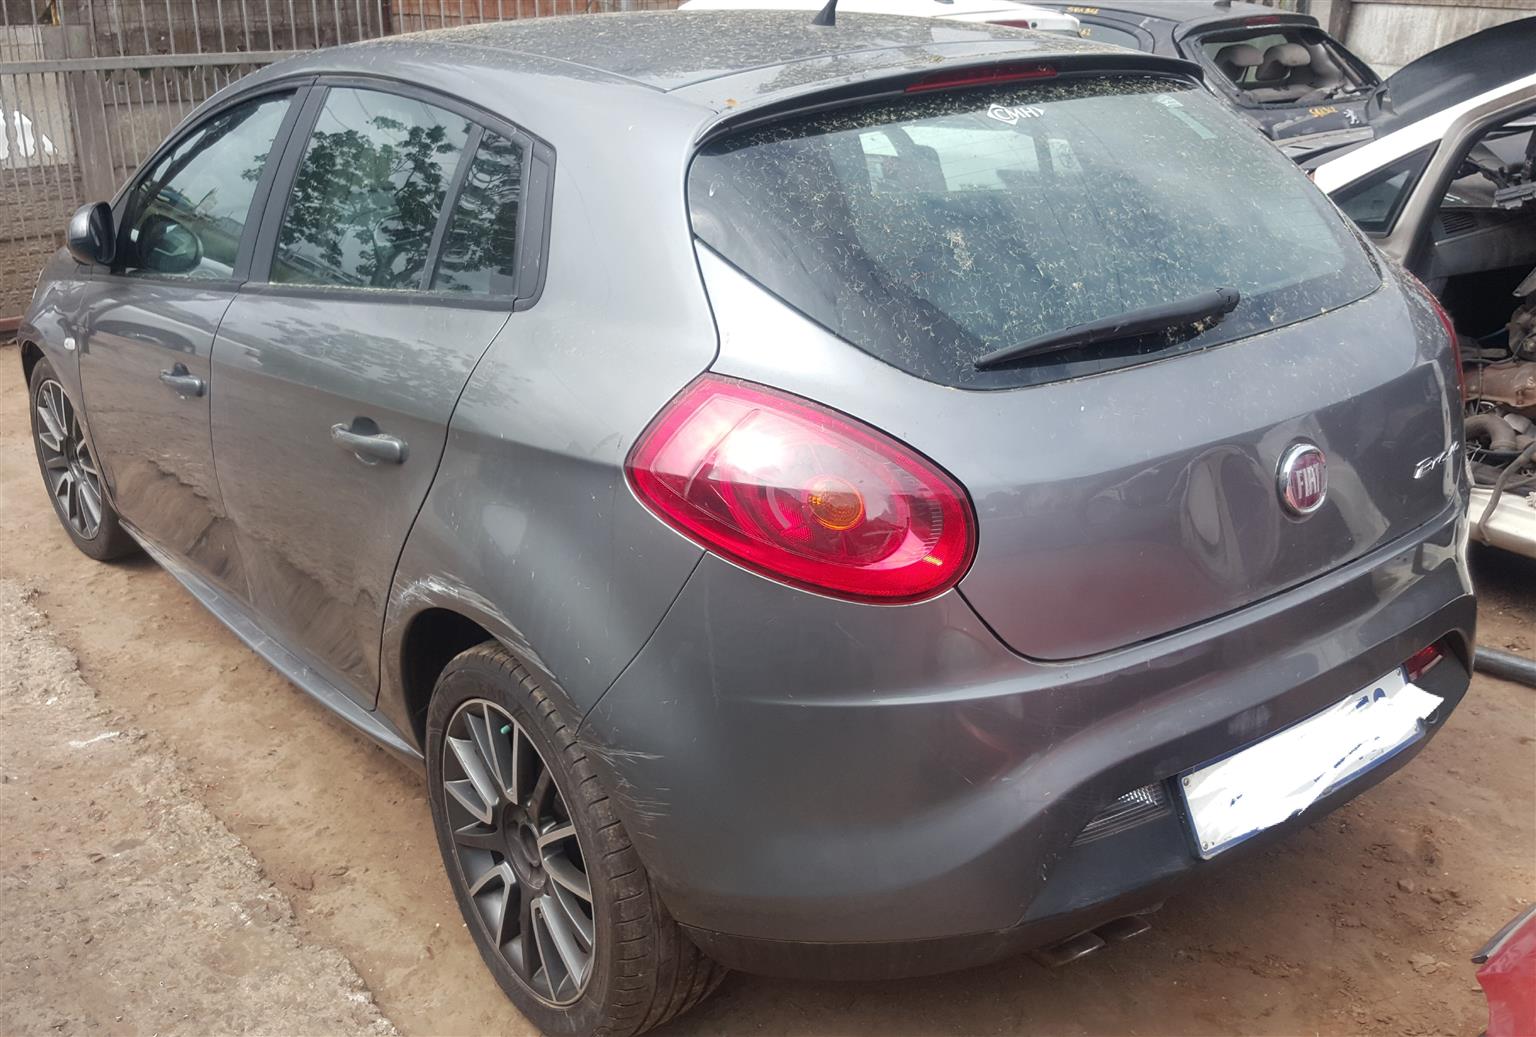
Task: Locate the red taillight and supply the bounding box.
[906,63,1056,93]
[625,376,976,604]
[1404,643,1445,683]
[1405,271,1465,401]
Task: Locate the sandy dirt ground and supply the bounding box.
[0,578,396,1036]
[0,342,1532,1036]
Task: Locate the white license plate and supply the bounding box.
[1180,669,1444,859]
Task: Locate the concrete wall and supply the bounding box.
[1310,0,1535,75]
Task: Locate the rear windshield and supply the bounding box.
[1196,28,1375,106]
[689,76,1380,389]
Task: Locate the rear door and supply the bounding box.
[209,79,547,702]
[75,86,303,591]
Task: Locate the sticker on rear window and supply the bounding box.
[987,103,1045,126]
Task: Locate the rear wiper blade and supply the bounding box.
[973,287,1242,370]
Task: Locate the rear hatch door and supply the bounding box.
[690,66,1460,659]
[1369,17,1536,136]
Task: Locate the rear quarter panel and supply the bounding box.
[378,89,717,742]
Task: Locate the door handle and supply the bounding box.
[331,421,408,465]
[158,364,205,398]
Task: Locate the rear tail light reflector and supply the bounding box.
[626,375,976,604]
[1404,643,1445,683]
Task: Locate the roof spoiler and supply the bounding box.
[694,52,1204,146]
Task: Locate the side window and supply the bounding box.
[430,129,525,295]
[271,87,472,289]
[1332,146,1434,234]
[121,92,292,280]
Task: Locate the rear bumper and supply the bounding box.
[578,505,1474,978]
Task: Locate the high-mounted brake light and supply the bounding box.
[625,376,976,604]
[906,63,1057,93]
[1245,14,1282,24]
[991,19,1039,30]
[1405,271,1465,401]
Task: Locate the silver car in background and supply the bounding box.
[18,11,1475,1035]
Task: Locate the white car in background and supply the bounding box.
[1312,19,1536,560]
[677,0,1081,34]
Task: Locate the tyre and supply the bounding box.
[28,357,138,561]
[426,643,725,1036]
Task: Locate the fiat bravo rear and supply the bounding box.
[581,14,1475,988]
[18,11,1474,1035]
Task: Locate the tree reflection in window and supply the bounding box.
[431,130,524,296]
[273,88,470,290]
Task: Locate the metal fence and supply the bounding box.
[0,0,678,324]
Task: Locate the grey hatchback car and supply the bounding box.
[18,10,1475,1035]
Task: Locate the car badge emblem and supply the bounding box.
[1278,442,1328,516]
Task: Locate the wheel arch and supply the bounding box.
[20,339,45,387]
[395,605,499,752]
[386,578,588,756]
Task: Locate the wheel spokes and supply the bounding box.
[452,822,504,852]
[443,697,596,1007]
[550,882,595,952]
[536,822,576,850]
[544,853,591,903]
[77,476,103,530]
[526,769,553,817]
[447,734,500,822]
[36,394,65,452]
[468,704,519,803]
[537,893,591,995]
[34,380,102,539]
[466,859,519,949]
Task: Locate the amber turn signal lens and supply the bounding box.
[807,476,865,531]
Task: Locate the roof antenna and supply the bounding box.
[811,0,838,27]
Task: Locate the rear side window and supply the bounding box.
[272,87,471,289]
[1332,146,1433,234]
[430,129,524,295]
[690,76,1379,389]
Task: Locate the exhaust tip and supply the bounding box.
[1030,930,1107,968]
[1096,914,1152,943]
[1030,914,1153,968]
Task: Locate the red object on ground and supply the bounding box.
[1476,906,1536,1037]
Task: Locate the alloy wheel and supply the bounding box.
[34,379,104,540]
[441,698,596,1006]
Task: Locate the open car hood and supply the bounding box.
[1374,17,1536,134]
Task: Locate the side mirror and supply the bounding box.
[137,214,203,275]
[66,201,116,266]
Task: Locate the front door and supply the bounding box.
[209,83,533,702]
[75,88,300,592]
